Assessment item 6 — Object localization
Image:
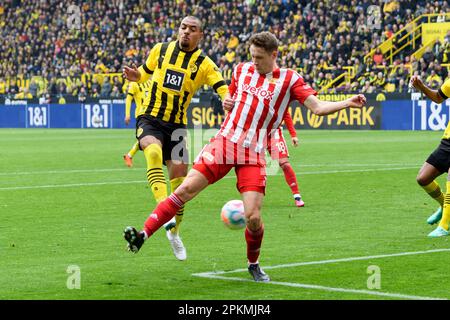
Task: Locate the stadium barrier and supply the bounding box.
[0,93,449,131]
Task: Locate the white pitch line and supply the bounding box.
[193,248,450,276]
[0,163,419,176]
[0,166,419,191]
[0,180,145,190]
[268,166,419,176]
[192,248,450,300]
[192,274,446,300]
[0,168,136,176]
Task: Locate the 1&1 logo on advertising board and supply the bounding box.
[413,98,450,131]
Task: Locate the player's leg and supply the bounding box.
[123,141,139,167]
[163,129,189,236]
[278,158,304,207]
[429,168,450,237]
[124,138,233,253]
[123,168,209,253]
[163,161,188,260]
[140,135,168,203]
[241,191,270,282]
[165,163,187,234]
[268,129,303,207]
[417,154,445,225]
[236,164,270,282]
[135,117,167,203]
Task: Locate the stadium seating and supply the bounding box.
[0,0,449,99]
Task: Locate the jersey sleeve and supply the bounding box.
[203,57,228,100]
[125,83,136,118]
[290,74,317,104]
[137,43,160,83]
[283,111,297,138]
[439,78,450,100]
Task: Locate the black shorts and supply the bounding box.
[426,139,450,173]
[136,114,188,164]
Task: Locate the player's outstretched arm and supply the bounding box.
[410,75,445,104]
[123,63,141,82]
[303,94,366,116]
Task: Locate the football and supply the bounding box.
[221,200,246,230]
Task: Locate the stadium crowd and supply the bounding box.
[0,0,449,100]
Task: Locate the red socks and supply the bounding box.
[281,162,299,195]
[143,194,184,237]
[245,224,264,264]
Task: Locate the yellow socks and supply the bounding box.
[143,144,167,203]
[170,176,185,234]
[439,181,450,231]
[127,141,140,158]
[421,180,444,206]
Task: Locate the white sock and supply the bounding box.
[293,193,301,199]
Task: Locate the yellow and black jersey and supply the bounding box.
[439,78,450,139]
[126,81,151,119]
[374,76,386,87]
[136,40,228,125]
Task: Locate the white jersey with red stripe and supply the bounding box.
[217,62,316,155]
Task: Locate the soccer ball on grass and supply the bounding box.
[221,200,246,230]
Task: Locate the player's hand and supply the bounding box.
[124,116,130,126]
[292,137,299,147]
[223,96,235,112]
[123,63,140,82]
[347,94,366,108]
[410,75,423,90]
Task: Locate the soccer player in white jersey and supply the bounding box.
[123,32,366,282]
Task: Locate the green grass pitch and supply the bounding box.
[0,128,449,300]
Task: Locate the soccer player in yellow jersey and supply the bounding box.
[411,76,450,237]
[123,80,151,168]
[123,16,229,259]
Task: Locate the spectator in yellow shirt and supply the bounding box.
[224,47,236,64]
[227,33,239,49]
[0,77,6,94]
[14,87,32,99]
[426,70,443,88]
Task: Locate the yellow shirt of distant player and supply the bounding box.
[440,78,450,139]
[125,81,151,119]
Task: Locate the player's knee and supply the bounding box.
[246,213,262,231]
[144,144,162,160]
[416,173,430,186]
[174,180,197,202]
[278,159,289,168]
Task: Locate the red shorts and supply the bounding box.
[192,137,266,194]
[267,128,289,160]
